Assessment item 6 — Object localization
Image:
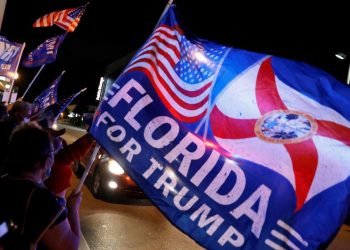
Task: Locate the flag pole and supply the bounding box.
[21,64,45,99]
[7,42,26,105]
[153,0,174,31]
[73,145,100,194]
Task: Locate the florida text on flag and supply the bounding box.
[90,5,350,250]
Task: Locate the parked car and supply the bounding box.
[73,143,144,199]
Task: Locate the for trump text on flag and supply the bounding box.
[22,34,65,68]
[33,3,87,32]
[90,4,350,250]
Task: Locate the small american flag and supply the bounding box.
[125,10,228,123]
[33,3,88,32]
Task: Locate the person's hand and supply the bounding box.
[66,191,82,211]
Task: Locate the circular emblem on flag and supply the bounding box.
[254,110,318,144]
[209,57,350,211]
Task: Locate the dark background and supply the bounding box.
[2,0,349,105]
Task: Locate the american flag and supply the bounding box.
[31,71,64,114]
[33,3,87,32]
[125,11,228,123]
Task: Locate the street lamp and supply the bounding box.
[335,52,347,60]
[335,52,350,84]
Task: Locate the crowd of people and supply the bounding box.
[0,100,94,250]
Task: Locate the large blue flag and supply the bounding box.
[90,4,350,249]
[31,71,64,114]
[0,36,24,81]
[22,34,65,68]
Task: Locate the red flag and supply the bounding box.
[33,3,87,32]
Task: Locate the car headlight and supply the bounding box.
[107,160,125,175]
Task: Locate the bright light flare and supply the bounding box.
[204,140,217,148]
[108,160,125,175]
[108,181,118,189]
[194,51,208,63]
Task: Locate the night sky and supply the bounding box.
[2,0,349,106]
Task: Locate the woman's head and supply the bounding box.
[9,101,31,124]
[5,122,54,177]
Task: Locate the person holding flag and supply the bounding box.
[0,123,82,249]
[32,88,94,199]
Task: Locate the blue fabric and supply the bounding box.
[0,36,24,81]
[22,34,65,68]
[32,72,63,114]
[90,5,350,249]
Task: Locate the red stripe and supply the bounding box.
[316,120,350,146]
[139,37,178,67]
[132,47,212,98]
[256,58,288,114]
[210,106,257,139]
[131,67,207,123]
[284,139,318,211]
[128,58,209,110]
[148,29,181,58]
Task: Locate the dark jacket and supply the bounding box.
[0,119,18,172]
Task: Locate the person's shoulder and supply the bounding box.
[32,184,58,201]
[29,185,65,219]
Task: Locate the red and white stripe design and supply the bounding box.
[125,25,214,123]
[33,8,82,32]
[33,11,60,28]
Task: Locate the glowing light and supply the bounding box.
[204,140,217,148]
[5,84,10,89]
[164,168,178,194]
[96,77,104,100]
[108,160,125,175]
[194,51,208,63]
[335,52,347,60]
[52,123,58,130]
[226,159,236,165]
[108,181,118,189]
